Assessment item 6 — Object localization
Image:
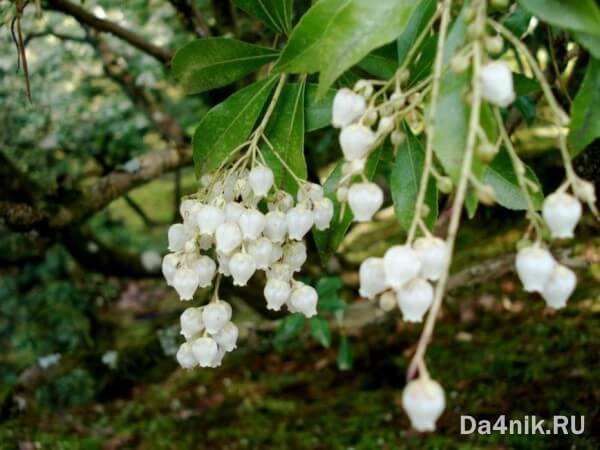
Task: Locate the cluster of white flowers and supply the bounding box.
[163,164,333,368]
[515,190,583,309]
[358,236,448,322]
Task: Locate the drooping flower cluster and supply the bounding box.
[163,164,333,368]
[359,236,448,322]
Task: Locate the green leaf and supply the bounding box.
[233,0,293,33]
[192,76,278,175]
[483,148,544,210]
[261,81,307,194]
[357,44,398,79]
[337,336,353,370]
[310,317,332,348]
[569,59,600,157]
[305,84,335,132]
[172,38,279,95]
[316,276,346,314]
[313,147,382,260]
[517,0,600,36]
[274,0,420,96]
[273,313,305,350]
[390,126,438,231]
[397,0,437,64]
[502,7,532,37]
[513,73,540,96]
[574,33,600,60]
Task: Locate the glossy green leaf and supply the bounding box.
[483,148,544,210]
[172,38,279,95]
[233,0,293,32]
[502,7,532,37]
[337,336,353,370]
[569,59,600,156]
[192,76,277,175]
[316,276,346,314]
[313,147,382,260]
[274,0,419,96]
[273,313,305,350]
[517,0,600,36]
[305,84,335,132]
[261,81,307,194]
[310,317,332,348]
[357,44,398,79]
[390,126,438,231]
[574,33,600,59]
[397,0,437,64]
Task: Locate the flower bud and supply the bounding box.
[358,257,388,299]
[339,124,377,162]
[332,88,367,128]
[196,205,225,236]
[572,179,596,204]
[348,182,383,222]
[168,223,191,252]
[313,198,334,231]
[402,377,446,431]
[396,278,434,322]
[286,206,314,240]
[479,61,516,107]
[162,253,179,286]
[353,79,374,97]
[173,267,200,300]
[215,222,242,255]
[229,252,256,286]
[289,283,318,318]
[363,108,378,127]
[413,237,448,282]
[436,176,453,194]
[383,245,422,289]
[542,265,576,309]
[377,116,395,134]
[283,241,307,272]
[391,130,406,147]
[191,336,218,367]
[180,307,204,339]
[542,192,582,239]
[476,184,496,206]
[176,342,197,369]
[390,91,406,108]
[248,165,274,197]
[264,211,288,243]
[202,301,232,334]
[515,245,555,292]
[214,321,239,352]
[485,35,504,54]
[238,208,266,240]
[378,291,397,312]
[264,279,292,311]
[247,237,274,270]
[190,255,217,288]
[336,186,348,202]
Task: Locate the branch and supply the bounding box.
[44,0,173,64]
[167,0,211,37]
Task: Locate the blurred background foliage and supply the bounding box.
[0,0,599,448]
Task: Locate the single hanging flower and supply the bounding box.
[358,257,388,299]
[213,321,239,352]
[289,283,318,317]
[478,60,516,107]
[264,211,288,243]
[541,264,576,309]
[196,205,225,236]
[286,205,314,240]
[191,336,218,367]
[229,252,257,286]
[190,255,217,288]
[339,124,376,162]
[202,301,232,334]
[238,208,266,240]
[264,279,292,311]
[402,376,446,432]
[180,306,204,339]
[383,245,422,289]
[542,192,582,239]
[396,278,434,322]
[515,245,555,293]
[168,223,191,252]
[162,253,179,286]
[348,182,383,222]
[247,237,274,270]
[332,88,367,128]
[313,198,334,230]
[176,342,197,369]
[215,222,243,255]
[172,267,200,301]
[248,165,274,197]
[413,237,448,282]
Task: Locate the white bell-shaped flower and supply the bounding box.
[208,347,227,368]
[542,264,576,309]
[229,252,256,286]
[269,242,283,264]
[313,198,334,230]
[180,307,204,340]
[224,202,245,223]
[217,252,231,276]
[180,199,203,229]
[339,124,377,161]
[515,245,555,293]
[214,321,239,352]
[297,182,324,203]
[191,336,219,368]
[190,255,216,288]
[348,182,383,222]
[358,257,388,299]
[202,301,232,334]
[332,88,367,128]
[283,241,307,272]
[402,377,446,432]
[248,165,274,197]
[378,291,397,312]
[542,192,582,239]
[168,223,190,252]
[272,191,294,212]
[264,211,288,243]
[396,278,434,322]
[289,283,318,318]
[264,279,292,311]
[247,237,274,270]
[196,205,225,236]
[238,208,266,240]
[172,267,199,301]
[479,60,516,107]
[215,222,242,255]
[286,205,314,240]
[176,342,197,369]
[267,262,293,282]
[413,237,448,282]
[162,253,179,286]
[383,245,422,289]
